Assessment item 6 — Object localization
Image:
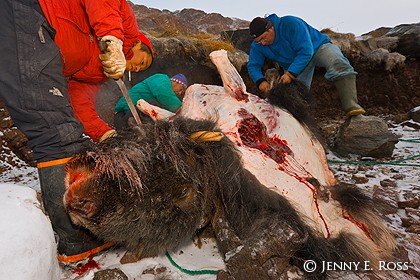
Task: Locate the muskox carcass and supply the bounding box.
[64,50,396,279]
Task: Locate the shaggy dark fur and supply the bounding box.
[266,81,314,123]
[64,117,394,279]
[266,81,326,147]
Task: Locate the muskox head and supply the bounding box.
[63,118,229,257]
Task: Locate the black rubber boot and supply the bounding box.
[37,159,113,263]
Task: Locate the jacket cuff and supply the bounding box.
[256,78,267,88]
[286,71,297,79]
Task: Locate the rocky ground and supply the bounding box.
[326,115,420,280]
[0,3,418,279]
[0,114,418,280]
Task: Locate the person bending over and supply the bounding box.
[114,73,188,130]
[39,0,154,142]
[248,14,365,117]
[0,0,152,264]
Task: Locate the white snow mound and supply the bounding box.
[0,183,59,280]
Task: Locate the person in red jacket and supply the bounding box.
[0,0,152,264]
[39,0,154,142]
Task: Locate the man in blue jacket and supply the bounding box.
[247,14,365,117]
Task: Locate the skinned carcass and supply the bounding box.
[64,50,396,279]
[145,49,395,254]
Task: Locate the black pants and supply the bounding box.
[0,0,89,162]
[114,109,155,132]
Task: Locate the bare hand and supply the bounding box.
[258,81,271,93]
[279,73,293,84]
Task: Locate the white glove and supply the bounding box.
[99,35,126,79]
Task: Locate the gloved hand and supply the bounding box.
[99,129,118,142]
[98,35,126,79]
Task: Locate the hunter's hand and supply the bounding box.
[99,35,126,79]
[279,72,295,84]
[258,81,271,93]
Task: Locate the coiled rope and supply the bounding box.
[166,252,219,275]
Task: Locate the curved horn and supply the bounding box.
[190,131,224,142]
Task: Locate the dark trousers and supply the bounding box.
[114,109,155,132]
[0,0,89,162]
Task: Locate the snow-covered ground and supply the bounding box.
[0,116,418,280]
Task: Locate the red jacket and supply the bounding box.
[39,0,139,83]
[39,0,140,141]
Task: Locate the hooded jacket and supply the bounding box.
[38,0,139,84]
[248,14,330,84]
[38,0,141,141]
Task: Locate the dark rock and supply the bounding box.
[217,270,236,280]
[0,108,13,129]
[221,28,253,54]
[365,48,406,71]
[398,187,420,209]
[406,224,420,234]
[93,268,128,280]
[401,208,420,234]
[351,174,369,184]
[359,23,420,59]
[385,23,420,58]
[380,179,398,188]
[331,115,399,158]
[401,120,420,129]
[0,100,34,166]
[401,217,414,228]
[372,184,399,215]
[130,4,249,36]
[142,266,168,276]
[409,106,420,122]
[391,173,406,180]
[391,113,410,123]
[405,208,420,221]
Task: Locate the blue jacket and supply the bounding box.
[248,14,330,84]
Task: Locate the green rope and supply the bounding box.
[166,251,219,275]
[328,154,420,167]
[400,138,420,143]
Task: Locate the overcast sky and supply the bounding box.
[132,0,419,36]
